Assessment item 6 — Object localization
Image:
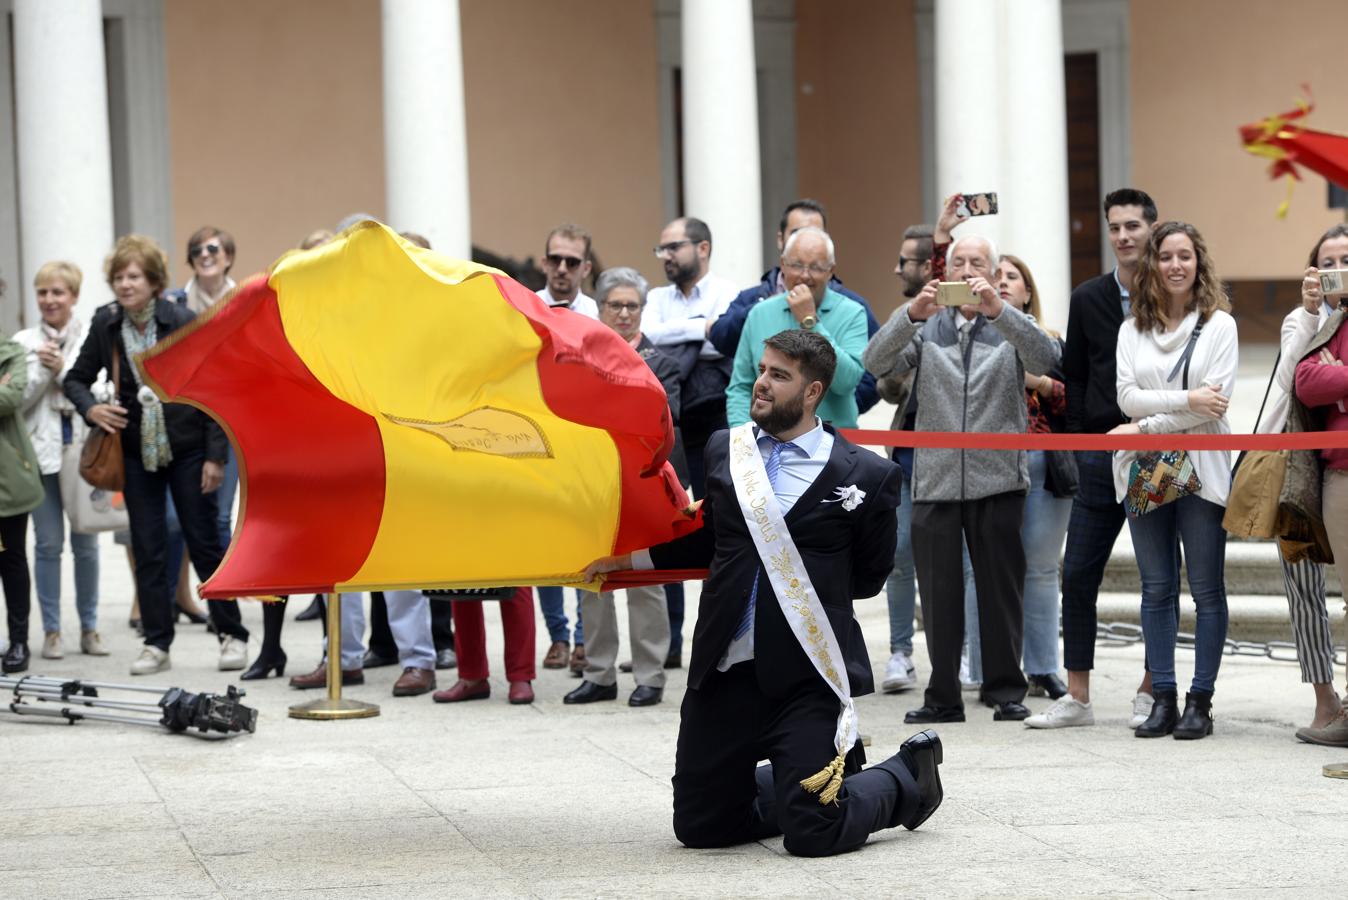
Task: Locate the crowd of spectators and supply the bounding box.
[0,190,1345,746]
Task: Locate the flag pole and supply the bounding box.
[289,593,380,720]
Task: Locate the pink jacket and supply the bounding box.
[1295,321,1348,471]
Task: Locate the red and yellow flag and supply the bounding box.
[1240,90,1348,216]
[140,222,697,598]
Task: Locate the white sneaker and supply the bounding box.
[41,631,64,660]
[959,652,981,692]
[1129,692,1154,728]
[1024,695,1095,729]
[218,637,247,671]
[130,645,170,675]
[80,630,110,656]
[882,651,917,693]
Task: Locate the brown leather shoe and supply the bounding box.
[392,666,436,697]
[569,644,586,676]
[288,662,364,690]
[508,680,534,705]
[432,678,490,703]
[542,640,569,669]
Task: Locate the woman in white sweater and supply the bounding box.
[1110,221,1237,741]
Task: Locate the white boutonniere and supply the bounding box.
[824,484,865,511]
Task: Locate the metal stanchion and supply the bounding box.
[288,593,379,720]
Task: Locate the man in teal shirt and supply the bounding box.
[726,227,869,427]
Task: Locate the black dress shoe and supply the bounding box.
[294,596,323,621]
[240,649,287,681]
[628,685,663,707]
[1028,673,1069,700]
[904,705,965,724]
[898,729,944,830]
[993,701,1030,721]
[1135,689,1179,738]
[362,649,399,669]
[435,648,458,670]
[2,641,29,673]
[176,607,209,625]
[563,681,618,704]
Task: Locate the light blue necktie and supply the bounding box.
[732,438,795,641]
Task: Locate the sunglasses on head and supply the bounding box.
[545,253,585,270]
[189,241,224,260]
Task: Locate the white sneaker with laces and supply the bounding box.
[1024,695,1095,729]
[218,637,247,671]
[130,645,170,675]
[882,651,916,693]
[959,651,980,692]
[1129,691,1154,728]
[80,630,110,656]
[41,631,64,660]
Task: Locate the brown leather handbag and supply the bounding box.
[79,350,125,491]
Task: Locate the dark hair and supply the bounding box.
[901,223,934,262]
[545,222,592,259]
[1103,188,1158,224]
[677,217,712,251]
[187,226,236,274]
[1307,223,1348,268]
[778,199,828,235]
[1132,221,1230,332]
[762,329,836,396]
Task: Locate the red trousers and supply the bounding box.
[451,587,537,682]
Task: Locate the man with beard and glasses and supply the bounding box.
[584,330,943,858]
[642,217,740,496]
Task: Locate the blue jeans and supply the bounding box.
[1020,451,1073,675]
[216,446,238,552]
[1128,495,1229,695]
[538,586,583,645]
[885,477,917,655]
[32,473,99,633]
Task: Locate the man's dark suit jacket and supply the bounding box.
[649,425,900,699]
[1062,271,1128,434]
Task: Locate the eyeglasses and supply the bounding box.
[652,240,694,258]
[545,253,585,270]
[782,260,831,276]
[189,241,223,261]
[602,300,642,314]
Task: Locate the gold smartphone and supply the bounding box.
[936,281,976,307]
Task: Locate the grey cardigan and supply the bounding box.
[863,302,1060,502]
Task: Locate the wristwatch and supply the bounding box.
[800,315,817,331]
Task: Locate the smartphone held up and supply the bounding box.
[955,191,998,218]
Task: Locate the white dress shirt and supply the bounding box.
[537,286,598,319]
[641,271,740,358]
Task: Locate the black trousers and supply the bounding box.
[912,491,1028,710]
[672,663,918,858]
[681,402,726,499]
[123,446,247,651]
[0,513,31,644]
[1060,450,1128,672]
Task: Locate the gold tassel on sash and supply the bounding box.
[800,752,847,805]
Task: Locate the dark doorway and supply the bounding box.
[1065,52,1102,286]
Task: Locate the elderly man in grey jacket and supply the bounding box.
[863,234,1059,724]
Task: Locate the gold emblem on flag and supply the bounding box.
[384,407,553,458]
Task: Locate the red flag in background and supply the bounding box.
[1240,90,1348,216]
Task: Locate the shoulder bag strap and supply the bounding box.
[1168,317,1205,389]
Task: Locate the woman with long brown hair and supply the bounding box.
[1109,221,1237,740]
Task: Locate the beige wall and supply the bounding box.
[458,0,665,286]
[165,0,385,287]
[1131,0,1348,280]
[795,0,923,319]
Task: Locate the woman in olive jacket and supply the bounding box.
[0,329,46,673]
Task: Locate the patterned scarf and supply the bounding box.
[120,299,173,471]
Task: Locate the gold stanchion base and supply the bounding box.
[288,697,381,720]
[1322,762,1348,779]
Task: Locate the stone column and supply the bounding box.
[1002,0,1071,332]
[382,0,471,259]
[13,0,115,329]
[680,0,762,286]
[934,0,1005,250]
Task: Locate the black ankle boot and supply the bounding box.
[1173,691,1214,740]
[2,641,29,673]
[242,601,287,681]
[1134,689,1178,738]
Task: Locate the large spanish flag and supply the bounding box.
[140,222,698,598]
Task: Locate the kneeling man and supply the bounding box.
[586,330,943,857]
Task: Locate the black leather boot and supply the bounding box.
[1134,688,1178,738]
[2,641,29,673]
[1173,691,1214,740]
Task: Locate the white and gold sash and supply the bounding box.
[727,422,856,805]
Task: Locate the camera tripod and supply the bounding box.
[1,674,257,736]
